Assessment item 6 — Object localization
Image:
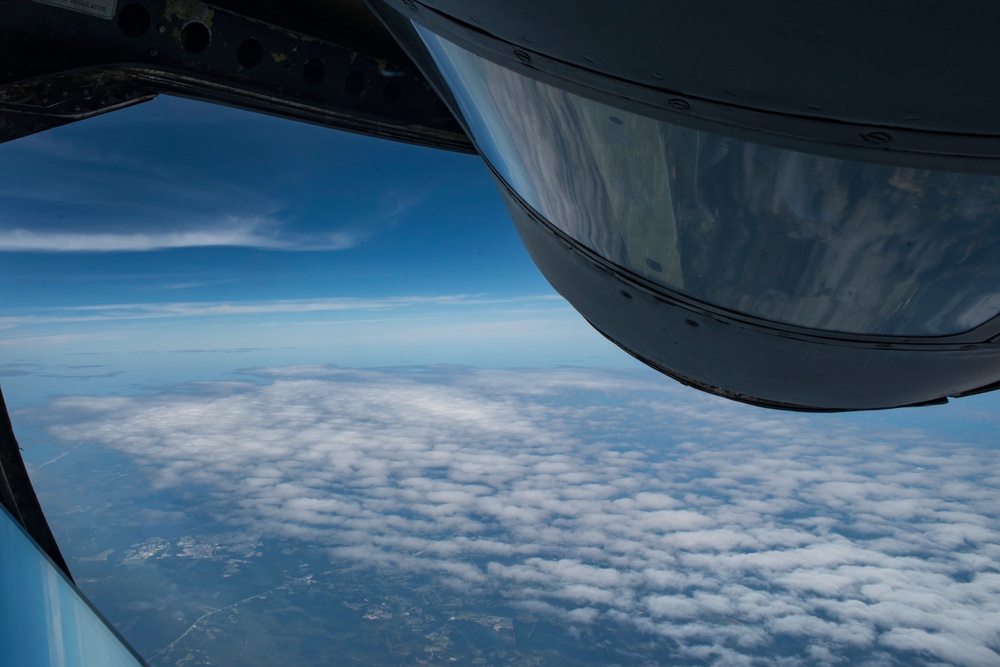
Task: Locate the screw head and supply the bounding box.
[861,130,892,144]
[668,98,690,111]
[513,49,531,64]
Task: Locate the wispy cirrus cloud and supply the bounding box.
[40,366,1000,666]
[0,294,562,328]
[0,100,439,256]
[0,219,361,253]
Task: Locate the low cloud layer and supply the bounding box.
[44,367,1000,666]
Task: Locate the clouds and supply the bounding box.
[0,294,561,330]
[0,221,362,253]
[1,120,421,257]
[41,366,1000,666]
[0,92,569,388]
[0,95,489,256]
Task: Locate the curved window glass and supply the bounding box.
[418,26,1000,336]
[1,506,145,667]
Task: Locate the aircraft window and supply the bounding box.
[0,505,145,667]
[418,27,1000,337]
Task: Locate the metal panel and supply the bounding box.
[1,0,472,151]
[501,184,1000,411]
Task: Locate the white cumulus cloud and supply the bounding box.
[41,366,1000,666]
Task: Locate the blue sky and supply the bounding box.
[0,95,532,294]
[0,95,630,408]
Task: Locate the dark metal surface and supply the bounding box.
[367,0,1000,338]
[376,0,1000,172]
[1,0,472,151]
[0,387,73,579]
[419,0,999,133]
[501,181,1000,411]
[363,0,1000,409]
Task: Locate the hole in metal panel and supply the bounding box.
[180,22,211,54]
[237,38,263,68]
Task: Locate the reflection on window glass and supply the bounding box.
[419,26,1000,336]
[1,506,145,667]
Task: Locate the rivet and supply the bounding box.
[651,72,664,80]
[685,319,700,328]
[148,48,157,56]
[861,130,892,144]
[513,49,531,64]
[668,98,690,111]
[157,24,166,33]
[620,290,633,300]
